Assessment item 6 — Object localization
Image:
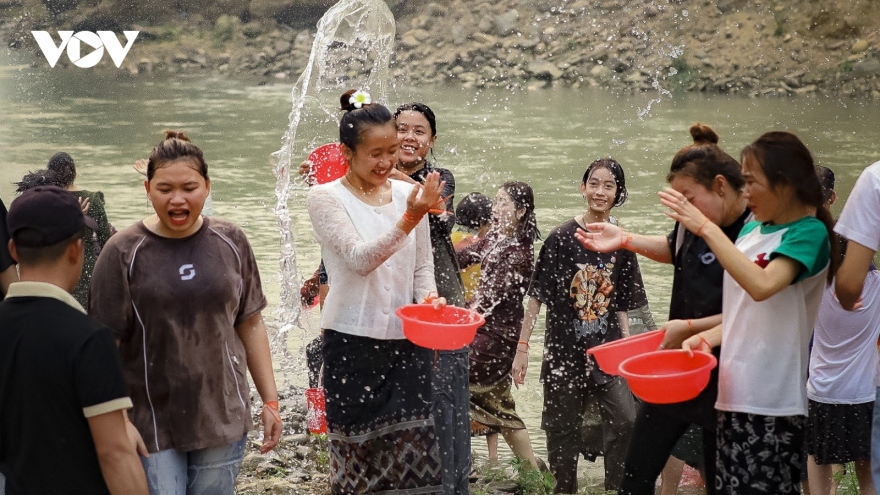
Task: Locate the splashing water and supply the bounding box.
[270,0,395,384]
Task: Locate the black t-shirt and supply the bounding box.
[528,218,648,386]
[0,197,14,274]
[411,163,465,306]
[0,296,129,494]
[655,209,750,425]
[666,209,752,320]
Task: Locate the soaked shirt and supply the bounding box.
[457,231,533,385]
[89,218,267,453]
[411,163,465,306]
[528,218,647,386]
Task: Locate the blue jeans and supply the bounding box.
[872,387,880,489]
[141,435,247,495]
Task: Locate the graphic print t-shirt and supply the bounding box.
[528,218,648,386]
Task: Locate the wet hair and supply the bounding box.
[393,103,437,137]
[501,181,540,242]
[46,152,76,188]
[741,131,840,283]
[455,192,493,230]
[817,165,835,203]
[15,152,77,193]
[15,168,61,193]
[147,130,209,182]
[338,90,394,151]
[582,158,628,207]
[667,123,744,191]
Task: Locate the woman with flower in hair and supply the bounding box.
[307,90,446,493]
[89,130,281,494]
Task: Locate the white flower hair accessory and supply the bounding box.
[349,90,371,109]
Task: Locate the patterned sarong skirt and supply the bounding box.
[323,329,442,494]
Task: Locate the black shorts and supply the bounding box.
[805,399,873,465]
[716,411,805,494]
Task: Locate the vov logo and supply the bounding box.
[31,31,139,68]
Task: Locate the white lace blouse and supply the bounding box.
[306,179,436,340]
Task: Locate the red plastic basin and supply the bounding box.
[305,387,327,434]
[587,329,666,376]
[308,143,348,184]
[396,304,484,350]
[619,350,718,404]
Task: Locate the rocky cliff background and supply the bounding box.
[2,0,879,96]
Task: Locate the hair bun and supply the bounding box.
[689,123,719,145]
[163,129,191,142]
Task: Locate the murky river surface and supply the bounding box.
[2,65,879,467]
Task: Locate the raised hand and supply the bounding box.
[574,223,625,253]
[406,170,445,217]
[658,188,711,237]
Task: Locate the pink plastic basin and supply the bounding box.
[619,350,718,404]
[587,329,666,376]
[396,304,484,350]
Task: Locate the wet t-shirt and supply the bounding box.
[89,217,267,453]
[411,163,465,307]
[528,218,647,386]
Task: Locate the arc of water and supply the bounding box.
[270,0,395,385]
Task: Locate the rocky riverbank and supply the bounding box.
[239,387,587,495]
[2,0,879,97]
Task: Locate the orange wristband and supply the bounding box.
[686,319,693,332]
[402,210,422,225]
[620,232,632,249]
[698,335,711,350]
[263,400,282,422]
[695,218,709,236]
[518,340,529,348]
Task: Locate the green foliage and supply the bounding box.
[511,457,554,495]
[670,53,689,73]
[770,1,786,37]
[312,434,329,471]
[832,462,859,493]
[666,52,693,89]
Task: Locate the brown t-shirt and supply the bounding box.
[89,217,267,453]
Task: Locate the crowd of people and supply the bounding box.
[2,87,880,495]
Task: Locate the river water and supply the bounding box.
[2,66,879,463]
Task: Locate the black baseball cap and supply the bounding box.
[7,185,99,248]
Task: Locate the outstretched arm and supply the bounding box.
[575,222,673,264]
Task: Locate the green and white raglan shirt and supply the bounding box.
[716,217,830,417]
